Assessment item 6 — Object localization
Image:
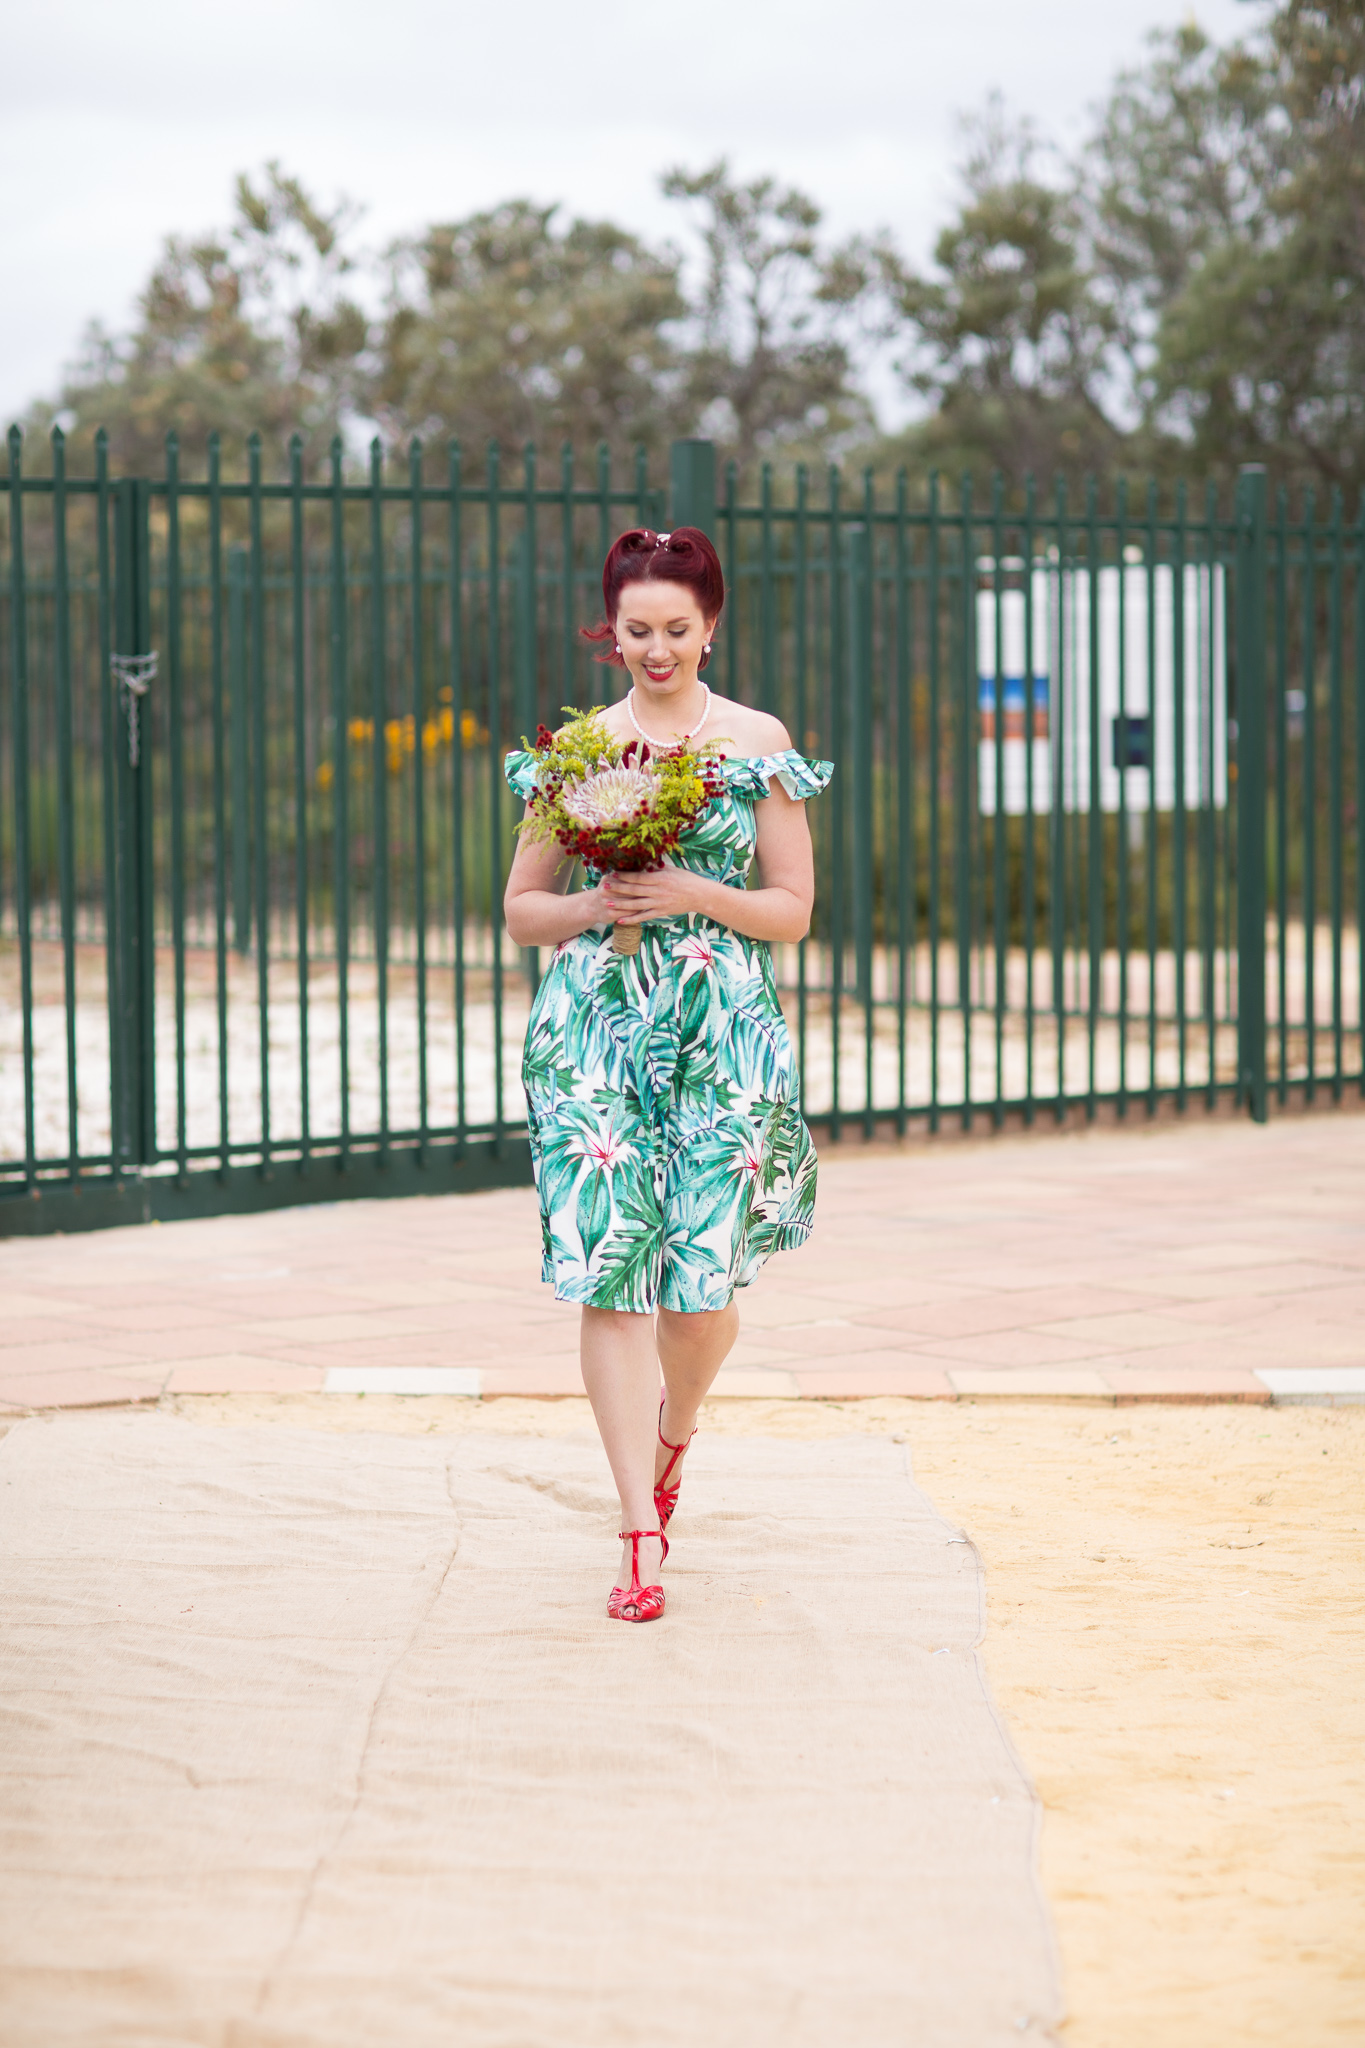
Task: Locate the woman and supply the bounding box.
[503,527,831,1623]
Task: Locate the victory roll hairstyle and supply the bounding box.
[581,527,725,670]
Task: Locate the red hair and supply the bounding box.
[581,527,725,670]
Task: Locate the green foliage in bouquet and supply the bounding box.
[517,708,726,873]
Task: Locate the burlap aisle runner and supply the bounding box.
[0,1414,1062,2046]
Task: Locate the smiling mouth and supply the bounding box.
[643,663,676,679]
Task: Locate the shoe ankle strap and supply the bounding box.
[657,1399,698,1455]
[618,1529,664,1542]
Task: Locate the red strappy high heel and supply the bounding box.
[654,1398,696,1533]
[607,1528,668,1623]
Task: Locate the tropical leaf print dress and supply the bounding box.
[504,748,834,1313]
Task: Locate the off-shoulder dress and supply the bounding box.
[503,748,834,1314]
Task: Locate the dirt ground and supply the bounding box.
[155,1391,1365,2045]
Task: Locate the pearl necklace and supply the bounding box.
[626,682,711,749]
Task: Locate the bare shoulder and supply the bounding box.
[705,698,793,757]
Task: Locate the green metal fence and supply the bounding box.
[2,429,1361,1234]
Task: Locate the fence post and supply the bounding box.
[513,506,541,997]
[1235,464,1269,1123]
[669,440,716,537]
[848,523,874,1010]
[226,545,252,953]
[110,478,157,1166]
[6,427,35,1184]
[955,479,975,1125]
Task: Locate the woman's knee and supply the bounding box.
[657,1305,736,1346]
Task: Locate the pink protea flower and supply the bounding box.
[560,765,657,828]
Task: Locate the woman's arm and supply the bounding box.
[600,778,814,944]
[504,827,611,948]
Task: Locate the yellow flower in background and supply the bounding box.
[339,705,489,771]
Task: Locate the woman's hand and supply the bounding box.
[505,831,617,947]
[599,862,715,925]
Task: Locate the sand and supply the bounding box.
[893,1399,1365,2048]
[41,1391,1365,2044]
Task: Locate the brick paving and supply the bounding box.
[1,1112,1362,1411]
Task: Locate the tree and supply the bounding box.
[1273,0,1365,274]
[27,164,368,474]
[1086,7,1365,487]
[370,202,685,468]
[659,161,874,475]
[1084,24,1284,432]
[867,107,1119,488]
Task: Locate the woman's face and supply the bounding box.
[613,580,716,694]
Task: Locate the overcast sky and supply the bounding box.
[4,0,1261,428]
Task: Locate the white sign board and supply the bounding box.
[977,565,1227,816]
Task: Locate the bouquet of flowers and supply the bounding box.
[517,709,727,954]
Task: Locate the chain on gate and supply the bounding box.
[110,652,158,766]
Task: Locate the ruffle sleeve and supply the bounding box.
[719,750,834,801]
[503,749,539,800]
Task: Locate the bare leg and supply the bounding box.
[580,1306,664,1592]
[655,1303,740,1493]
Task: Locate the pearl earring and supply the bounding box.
[703,642,712,653]
[615,643,621,654]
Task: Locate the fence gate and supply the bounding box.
[2,433,1362,1235]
